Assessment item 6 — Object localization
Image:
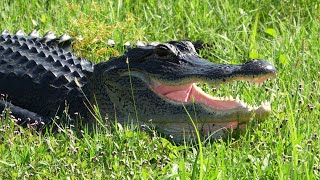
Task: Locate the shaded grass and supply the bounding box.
[0,0,320,179]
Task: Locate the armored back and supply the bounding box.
[0,31,93,118]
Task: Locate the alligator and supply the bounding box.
[0,30,277,142]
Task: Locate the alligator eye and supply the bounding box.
[155,46,170,57]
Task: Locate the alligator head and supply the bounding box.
[91,40,277,142]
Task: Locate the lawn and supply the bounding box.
[0,0,319,179]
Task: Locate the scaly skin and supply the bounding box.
[0,31,277,143]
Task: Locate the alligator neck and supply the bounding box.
[84,76,116,122]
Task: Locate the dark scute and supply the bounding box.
[4,34,11,39]
[52,75,69,87]
[52,50,58,55]
[58,41,72,51]
[12,35,19,40]
[25,60,37,69]
[66,58,75,65]
[6,72,18,79]
[12,40,21,46]
[32,65,46,74]
[60,55,66,60]
[3,48,14,55]
[40,71,56,83]
[45,55,55,62]
[79,76,87,82]
[75,64,82,69]
[20,43,30,50]
[35,41,42,48]
[66,52,73,58]
[67,81,78,88]
[0,60,6,65]
[19,37,27,42]
[43,46,50,51]
[62,66,71,73]
[29,47,38,53]
[6,64,13,69]
[10,51,22,59]
[71,71,81,78]
[0,36,5,42]
[22,73,33,81]
[37,51,46,57]
[4,38,13,44]
[53,60,63,67]
[18,56,29,64]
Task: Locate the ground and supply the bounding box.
[0,0,319,179]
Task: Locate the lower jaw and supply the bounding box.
[150,120,246,142]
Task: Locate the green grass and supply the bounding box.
[1,0,320,179]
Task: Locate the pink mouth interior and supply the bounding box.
[152,82,247,130]
[153,83,241,110]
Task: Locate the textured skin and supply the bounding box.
[0,32,93,124]
[0,31,277,142]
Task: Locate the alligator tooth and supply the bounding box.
[264,101,270,106]
[259,82,263,86]
[15,30,26,36]
[261,101,271,110]
[255,82,259,88]
[229,95,234,100]
[261,101,270,107]
[236,95,240,102]
[107,39,115,47]
[29,30,40,38]
[270,95,275,103]
[239,101,247,107]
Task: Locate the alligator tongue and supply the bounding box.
[153,83,241,110]
[153,83,243,128]
[154,83,193,102]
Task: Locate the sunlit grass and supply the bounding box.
[0,0,320,179]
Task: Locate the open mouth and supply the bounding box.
[149,73,275,139]
[152,82,271,111]
[152,75,273,113]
